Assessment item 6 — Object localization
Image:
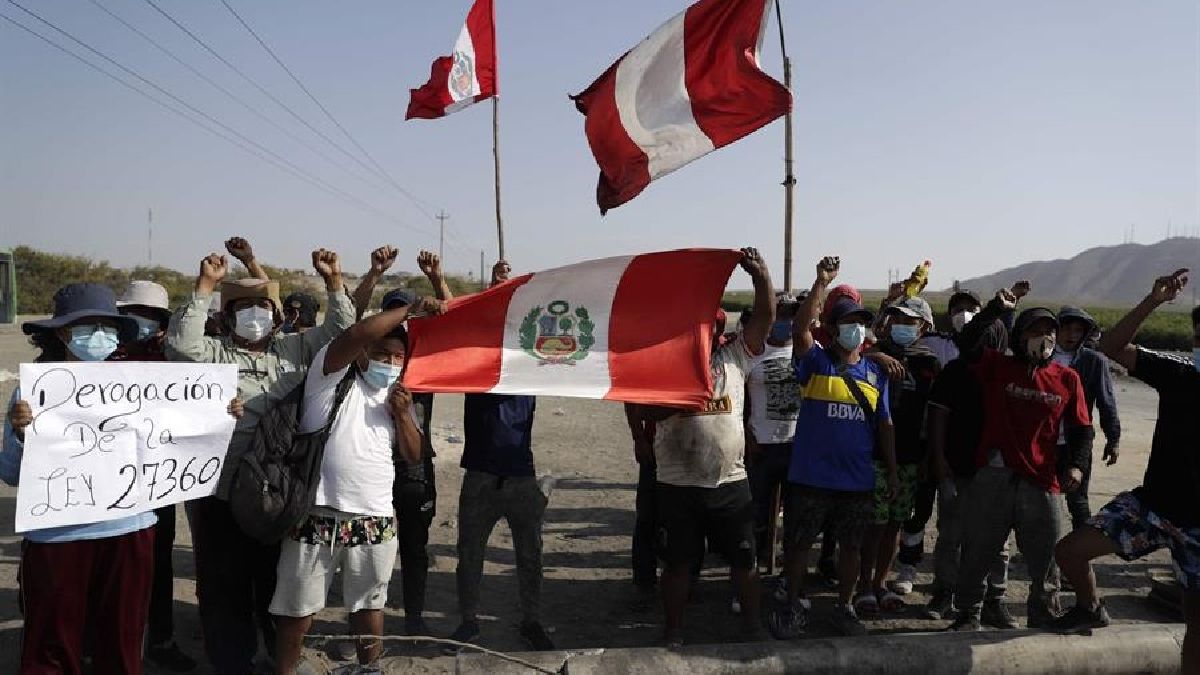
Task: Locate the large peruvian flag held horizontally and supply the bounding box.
[406,0,497,120]
[404,250,741,407]
[571,0,792,214]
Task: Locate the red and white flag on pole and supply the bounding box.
[404,249,741,407]
[406,0,497,120]
[571,0,791,214]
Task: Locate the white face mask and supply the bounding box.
[951,310,976,334]
[234,306,274,342]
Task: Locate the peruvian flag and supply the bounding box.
[571,0,791,214]
[406,0,497,120]
[404,249,741,407]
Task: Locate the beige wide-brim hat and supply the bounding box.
[117,280,172,325]
[220,279,282,316]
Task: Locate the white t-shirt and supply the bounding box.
[300,346,420,517]
[746,343,799,444]
[655,336,754,488]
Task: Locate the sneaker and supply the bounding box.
[853,590,879,616]
[829,603,868,636]
[923,591,955,621]
[891,563,918,595]
[442,621,480,655]
[1048,601,1112,634]
[981,599,1019,629]
[519,620,556,651]
[767,599,810,640]
[146,641,197,672]
[1026,601,1062,629]
[945,613,982,632]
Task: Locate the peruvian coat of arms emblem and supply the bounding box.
[518,300,595,365]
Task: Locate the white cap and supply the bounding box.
[117,280,170,311]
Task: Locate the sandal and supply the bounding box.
[877,588,905,612]
[854,590,879,616]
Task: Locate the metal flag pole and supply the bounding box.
[776,0,795,295]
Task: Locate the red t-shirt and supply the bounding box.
[971,348,1090,493]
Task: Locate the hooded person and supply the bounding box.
[281,292,320,334]
[165,248,355,674]
[1051,307,1121,530]
[946,298,1093,632]
[856,297,942,612]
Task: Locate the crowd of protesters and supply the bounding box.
[1,238,1197,674]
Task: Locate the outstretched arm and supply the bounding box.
[353,246,399,320]
[225,237,269,281]
[1098,269,1189,373]
[738,247,774,357]
[418,250,454,301]
[323,296,444,375]
[792,256,839,360]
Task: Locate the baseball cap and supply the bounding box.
[283,292,320,325]
[382,288,416,311]
[886,296,934,325]
[826,298,874,326]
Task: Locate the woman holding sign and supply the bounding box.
[1,282,242,675]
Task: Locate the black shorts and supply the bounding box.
[783,483,872,549]
[655,480,756,570]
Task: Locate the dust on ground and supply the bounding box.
[0,325,1181,673]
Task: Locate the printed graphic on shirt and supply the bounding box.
[762,358,800,421]
[1004,383,1063,407]
[686,394,733,416]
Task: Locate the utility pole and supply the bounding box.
[436,210,449,261]
[775,0,795,294]
[480,250,485,291]
[147,208,153,265]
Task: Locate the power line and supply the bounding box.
[1,1,437,239]
[216,0,443,220]
[139,0,425,214]
[85,0,399,200]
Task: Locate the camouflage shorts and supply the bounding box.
[872,462,920,525]
[1089,491,1200,591]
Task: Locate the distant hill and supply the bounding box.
[953,237,1200,307]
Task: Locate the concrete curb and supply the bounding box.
[413,623,1185,674]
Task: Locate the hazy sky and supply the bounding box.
[1,0,1196,292]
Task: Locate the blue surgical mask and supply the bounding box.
[362,359,404,389]
[890,324,920,347]
[837,323,867,351]
[769,320,792,344]
[129,315,161,342]
[67,325,120,361]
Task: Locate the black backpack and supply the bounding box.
[229,367,356,544]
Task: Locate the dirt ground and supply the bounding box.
[0,323,1183,674]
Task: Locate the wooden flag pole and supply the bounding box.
[492,97,506,262]
[776,0,795,295]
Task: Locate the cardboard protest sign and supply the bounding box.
[15,362,238,532]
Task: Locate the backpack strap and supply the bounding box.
[323,365,358,433]
[837,365,879,432]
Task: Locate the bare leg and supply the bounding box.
[873,522,903,591]
[661,563,692,639]
[858,524,883,594]
[838,541,862,606]
[731,567,762,632]
[784,542,811,604]
[274,614,314,675]
[1053,526,1118,610]
[349,609,384,665]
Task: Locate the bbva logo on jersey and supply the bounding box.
[826,402,866,422]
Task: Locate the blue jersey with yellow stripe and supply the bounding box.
[789,343,891,492]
